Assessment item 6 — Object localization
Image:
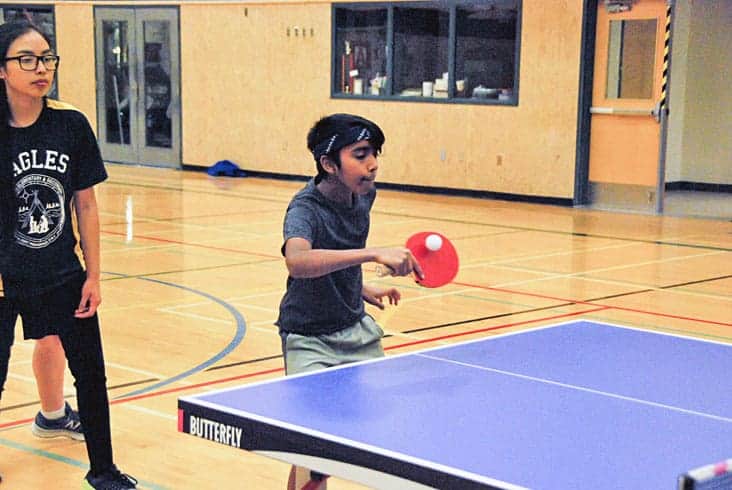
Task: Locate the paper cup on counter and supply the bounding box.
[422,81,434,97]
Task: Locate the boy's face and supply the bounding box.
[332,140,379,195]
[0,30,55,101]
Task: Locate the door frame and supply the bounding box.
[574,0,675,213]
[94,6,181,168]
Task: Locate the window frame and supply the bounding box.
[331,0,522,106]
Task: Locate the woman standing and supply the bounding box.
[0,20,136,489]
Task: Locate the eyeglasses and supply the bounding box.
[3,54,60,71]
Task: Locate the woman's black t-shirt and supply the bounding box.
[1,99,107,299]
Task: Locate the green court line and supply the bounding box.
[100,259,279,282]
[0,437,168,490]
[107,179,289,205]
[106,178,732,253]
[375,210,732,253]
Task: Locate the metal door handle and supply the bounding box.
[590,106,654,116]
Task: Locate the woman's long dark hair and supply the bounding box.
[0,20,52,129]
[0,21,52,260]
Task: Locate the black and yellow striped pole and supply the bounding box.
[655,0,674,214]
[659,1,672,116]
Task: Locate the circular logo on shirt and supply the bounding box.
[15,174,66,249]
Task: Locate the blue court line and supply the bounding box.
[0,272,570,486]
[103,273,247,399]
[0,272,234,488]
[0,437,169,490]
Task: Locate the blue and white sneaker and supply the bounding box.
[31,401,85,441]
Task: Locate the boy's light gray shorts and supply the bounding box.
[280,314,385,375]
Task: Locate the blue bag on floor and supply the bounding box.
[207,160,246,177]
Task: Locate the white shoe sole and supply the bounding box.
[31,422,85,441]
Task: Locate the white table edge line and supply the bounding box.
[181,398,523,488]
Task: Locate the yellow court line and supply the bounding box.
[372,305,429,342]
[158,308,275,335]
[159,290,285,311]
[122,404,177,421]
[465,250,725,288]
[575,276,732,302]
[486,241,640,265]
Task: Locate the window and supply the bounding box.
[393,6,449,97]
[455,4,517,101]
[333,1,520,104]
[605,19,656,99]
[335,6,388,95]
[0,5,57,98]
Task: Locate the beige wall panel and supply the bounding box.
[181,3,332,175]
[181,0,582,199]
[665,0,690,183]
[508,1,582,196]
[681,1,732,184]
[54,4,97,130]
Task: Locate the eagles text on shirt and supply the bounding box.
[12,149,69,176]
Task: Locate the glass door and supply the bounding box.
[95,7,180,168]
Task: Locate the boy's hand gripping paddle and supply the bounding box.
[379,231,459,288]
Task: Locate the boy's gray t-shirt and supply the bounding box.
[276,179,375,335]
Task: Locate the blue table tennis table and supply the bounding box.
[178,320,732,489]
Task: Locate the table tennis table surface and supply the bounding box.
[178,320,732,489]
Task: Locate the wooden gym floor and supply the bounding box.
[1,164,730,489]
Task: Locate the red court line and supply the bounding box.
[1,293,721,433]
[0,308,609,429]
[453,281,599,306]
[102,230,280,259]
[0,368,285,430]
[605,306,732,327]
[385,307,609,350]
[0,417,33,430]
[1,282,725,430]
[453,281,732,328]
[110,367,285,405]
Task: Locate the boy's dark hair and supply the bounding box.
[307,113,385,183]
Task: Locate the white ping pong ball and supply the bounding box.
[425,234,443,252]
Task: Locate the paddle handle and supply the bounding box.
[374,265,395,277]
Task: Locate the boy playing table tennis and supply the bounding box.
[276,113,422,489]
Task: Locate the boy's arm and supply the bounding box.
[284,237,422,279]
[73,186,102,317]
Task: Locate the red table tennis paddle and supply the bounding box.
[378,231,459,288]
[406,231,459,288]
